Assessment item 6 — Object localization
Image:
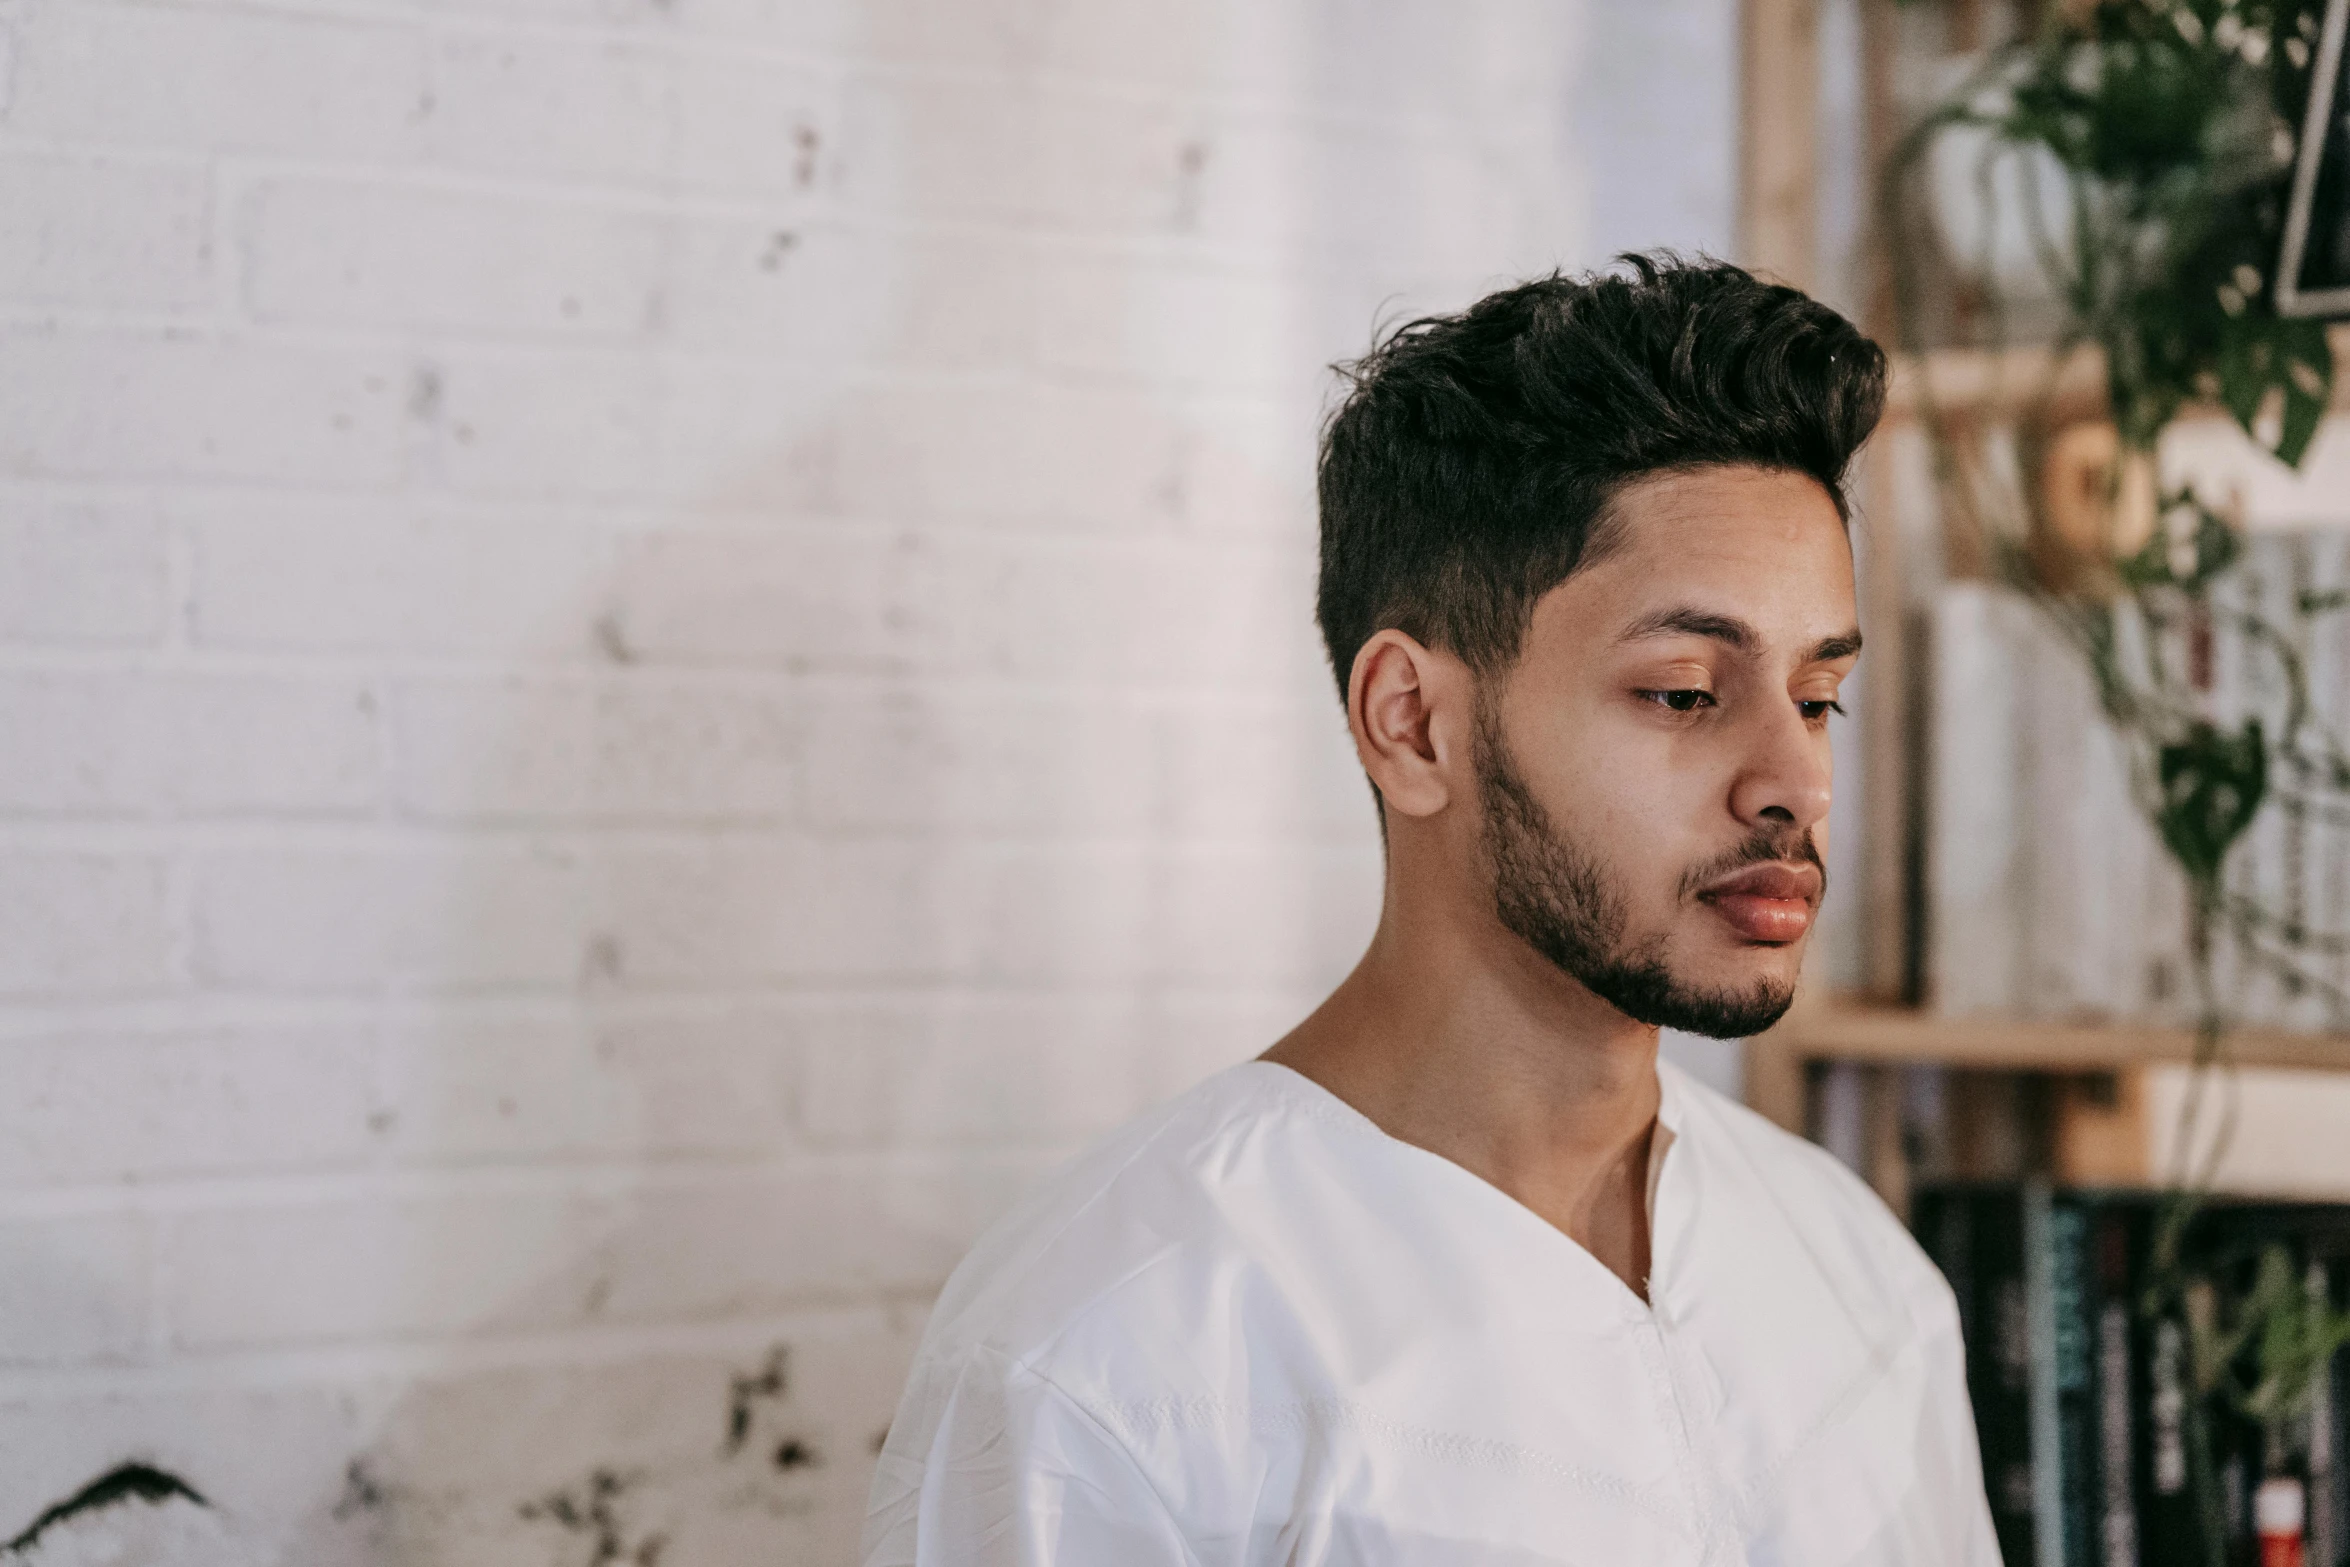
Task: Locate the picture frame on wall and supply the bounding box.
[2281,0,2350,317]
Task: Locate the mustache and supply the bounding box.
[1677,827,1825,902]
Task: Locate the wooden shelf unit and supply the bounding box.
[1749,1002,2350,1130]
[1744,1000,2350,1210]
[1733,4,2350,1194]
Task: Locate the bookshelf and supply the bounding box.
[1723,22,2350,1556]
[1734,4,2350,1193]
[1747,1002,2350,1131]
[1770,1001,2350,1074]
[1757,328,2350,1151]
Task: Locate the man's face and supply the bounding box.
[1477,464,1859,1037]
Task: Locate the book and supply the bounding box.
[1914,1185,2350,1567]
[1925,525,2350,1036]
[2093,1204,2144,1567]
[2301,528,2350,1030]
[1915,1183,2042,1561]
[1930,583,2034,1016]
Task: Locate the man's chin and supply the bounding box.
[1587,958,1799,1040]
[1649,984,1795,1040]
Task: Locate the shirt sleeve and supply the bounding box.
[863,1350,1198,1567]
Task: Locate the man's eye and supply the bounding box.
[1640,689,1715,713]
[1799,699,1847,721]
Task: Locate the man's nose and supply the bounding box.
[1728,704,1832,833]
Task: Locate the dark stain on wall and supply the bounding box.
[771,1438,820,1471]
[723,1345,790,1456]
[5,1463,209,1556]
[591,612,637,665]
[1172,139,1212,229]
[519,1468,666,1567]
[407,366,444,422]
[330,1459,388,1521]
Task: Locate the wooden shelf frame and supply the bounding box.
[1732,3,2350,1202]
[1884,331,2350,423]
[1771,1001,2350,1073]
[1745,1000,2350,1133]
[1734,4,2350,1104]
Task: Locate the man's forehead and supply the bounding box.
[1605,468,1848,576]
[1600,465,1850,557]
[1532,473,1857,656]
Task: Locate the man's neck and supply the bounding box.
[1262,909,1664,1300]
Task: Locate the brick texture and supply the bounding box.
[0,0,1731,1558]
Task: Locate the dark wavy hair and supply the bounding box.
[1315,253,1887,701]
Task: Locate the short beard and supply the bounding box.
[1473,703,1811,1040]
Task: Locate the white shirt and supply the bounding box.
[865,1058,1999,1567]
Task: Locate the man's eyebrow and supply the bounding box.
[1616,609,1864,663]
[1617,607,1757,651]
[1808,629,1864,662]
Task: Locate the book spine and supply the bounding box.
[1929,585,2029,1016]
[2234,539,2274,1025]
[2094,1205,2141,1567]
[2248,534,2303,1028]
[2282,535,2322,1032]
[2216,532,2299,1026]
[2207,552,2245,1014]
[2051,1196,2098,1567]
[2139,1295,2203,1567]
[2328,1256,2350,1567]
[2100,598,2152,1024]
[1975,1186,2042,1563]
[2022,604,2090,1019]
[2119,596,2195,1025]
[2026,1180,2067,1567]
[2074,623,2140,1019]
[2309,530,2349,1029]
[2305,1258,2337,1567]
[1915,1188,1972,1342]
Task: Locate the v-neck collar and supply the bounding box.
[1244,1058,1687,1321]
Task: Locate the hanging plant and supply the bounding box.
[1895,0,2334,461]
[1889,3,2344,1562]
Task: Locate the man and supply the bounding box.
[864,257,1998,1565]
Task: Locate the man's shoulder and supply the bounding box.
[916,1061,1313,1376]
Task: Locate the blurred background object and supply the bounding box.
[0,1,1774,1561]
[1767,6,2350,1561]
[1751,0,2350,1204]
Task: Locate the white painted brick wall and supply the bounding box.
[0,0,1735,1559]
[0,151,213,311]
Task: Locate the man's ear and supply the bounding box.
[1347,630,1473,820]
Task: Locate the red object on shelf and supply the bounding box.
[2259,1476,2307,1567]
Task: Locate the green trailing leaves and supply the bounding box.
[2116,489,2243,590]
[1893,12,2350,1564]
[2234,1246,2350,1426]
[1892,0,2336,464]
[2215,315,2335,467]
[2158,718,2266,889]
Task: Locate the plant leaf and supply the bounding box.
[2275,324,2335,468]
[2157,719,2268,885]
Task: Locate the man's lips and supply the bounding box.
[1696,862,1822,944]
